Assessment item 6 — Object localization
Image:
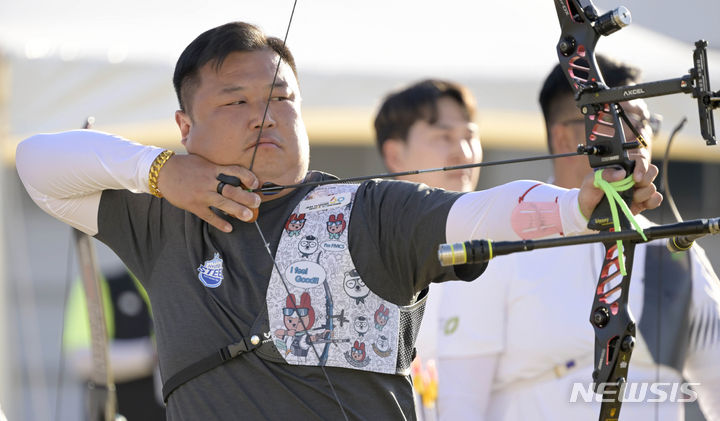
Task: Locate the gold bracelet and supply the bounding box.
[148,149,175,198]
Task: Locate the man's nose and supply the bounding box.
[250,101,276,129]
[449,137,475,163]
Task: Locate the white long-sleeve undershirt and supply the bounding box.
[16,130,165,235]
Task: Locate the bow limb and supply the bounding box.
[73,229,118,421]
[74,117,119,421]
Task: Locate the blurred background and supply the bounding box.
[1,0,719,419]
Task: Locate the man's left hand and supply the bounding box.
[578,147,662,220]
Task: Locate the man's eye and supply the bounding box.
[227,100,246,106]
[272,95,289,101]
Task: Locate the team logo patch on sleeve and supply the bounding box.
[197,253,224,288]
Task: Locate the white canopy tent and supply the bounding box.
[1,0,719,158]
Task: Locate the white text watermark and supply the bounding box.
[569,382,699,403]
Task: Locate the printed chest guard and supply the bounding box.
[266,184,407,374]
[162,183,428,402]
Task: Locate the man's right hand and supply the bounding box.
[156,153,261,232]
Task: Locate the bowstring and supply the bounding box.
[246,1,349,419]
[248,0,298,172]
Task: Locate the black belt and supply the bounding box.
[162,336,260,402]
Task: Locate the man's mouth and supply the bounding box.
[247,137,279,150]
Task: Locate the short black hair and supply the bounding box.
[173,21,297,114]
[538,55,641,152]
[374,79,476,154]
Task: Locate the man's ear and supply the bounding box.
[175,110,191,146]
[381,139,407,172]
[550,122,576,154]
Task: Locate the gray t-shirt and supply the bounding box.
[96,171,483,420]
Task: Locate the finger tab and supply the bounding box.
[247,207,259,223]
[218,173,261,223]
[217,173,242,186]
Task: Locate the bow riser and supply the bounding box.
[554,0,634,175]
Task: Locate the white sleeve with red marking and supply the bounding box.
[445,180,588,243]
[15,130,164,235]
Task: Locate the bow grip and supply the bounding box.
[587,163,635,232]
[587,189,632,231]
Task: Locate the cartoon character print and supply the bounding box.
[343,269,369,305]
[353,316,369,337]
[274,292,326,358]
[344,340,370,368]
[269,184,402,373]
[298,235,319,258]
[285,213,307,237]
[326,213,346,239]
[372,335,392,358]
[374,304,390,330]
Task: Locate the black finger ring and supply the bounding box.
[216,181,227,195]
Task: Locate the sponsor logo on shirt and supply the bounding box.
[443,316,459,335]
[197,253,224,288]
[298,192,351,213]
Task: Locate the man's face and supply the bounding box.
[556,98,656,188]
[176,49,309,187]
[384,96,482,192]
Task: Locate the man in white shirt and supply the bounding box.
[436,55,720,421]
[374,79,484,416]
